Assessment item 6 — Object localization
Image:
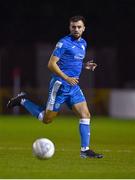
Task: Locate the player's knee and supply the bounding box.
[42,111,58,124]
[81,111,91,119]
[38,111,53,124]
[42,117,53,124]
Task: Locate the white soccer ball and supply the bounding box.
[32,138,55,159]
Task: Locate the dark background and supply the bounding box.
[0,0,135,88]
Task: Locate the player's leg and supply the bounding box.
[68,86,103,158]
[42,110,58,124]
[7,79,62,124]
[7,92,46,120]
[72,101,103,158]
[72,101,91,151]
[7,92,59,123]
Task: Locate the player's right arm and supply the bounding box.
[48,55,79,86]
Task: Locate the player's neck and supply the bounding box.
[70,34,82,41]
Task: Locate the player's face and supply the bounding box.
[69,20,85,39]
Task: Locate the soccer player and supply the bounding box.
[7,15,103,158]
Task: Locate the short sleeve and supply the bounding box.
[52,40,66,58]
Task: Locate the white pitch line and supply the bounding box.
[0,147,134,153]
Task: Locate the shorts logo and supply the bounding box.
[55,103,60,109]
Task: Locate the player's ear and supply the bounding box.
[83,26,85,32]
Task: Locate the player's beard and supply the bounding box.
[72,32,81,39]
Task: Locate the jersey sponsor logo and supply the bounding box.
[74,53,85,60]
[56,42,63,48]
[72,46,75,48]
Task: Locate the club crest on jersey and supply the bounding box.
[56,42,63,48]
[81,45,85,50]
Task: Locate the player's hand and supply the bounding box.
[65,77,79,86]
[85,60,97,71]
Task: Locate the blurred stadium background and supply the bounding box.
[0,0,135,118]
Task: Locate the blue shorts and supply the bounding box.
[46,78,86,112]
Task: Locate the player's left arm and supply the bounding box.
[84,60,97,71]
[83,41,97,71]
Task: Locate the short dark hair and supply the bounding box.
[69,15,86,25]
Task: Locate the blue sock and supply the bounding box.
[21,99,45,119]
[79,119,90,151]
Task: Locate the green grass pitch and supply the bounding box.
[0,115,135,179]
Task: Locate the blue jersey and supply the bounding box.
[52,34,87,85]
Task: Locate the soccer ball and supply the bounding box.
[32,138,55,159]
